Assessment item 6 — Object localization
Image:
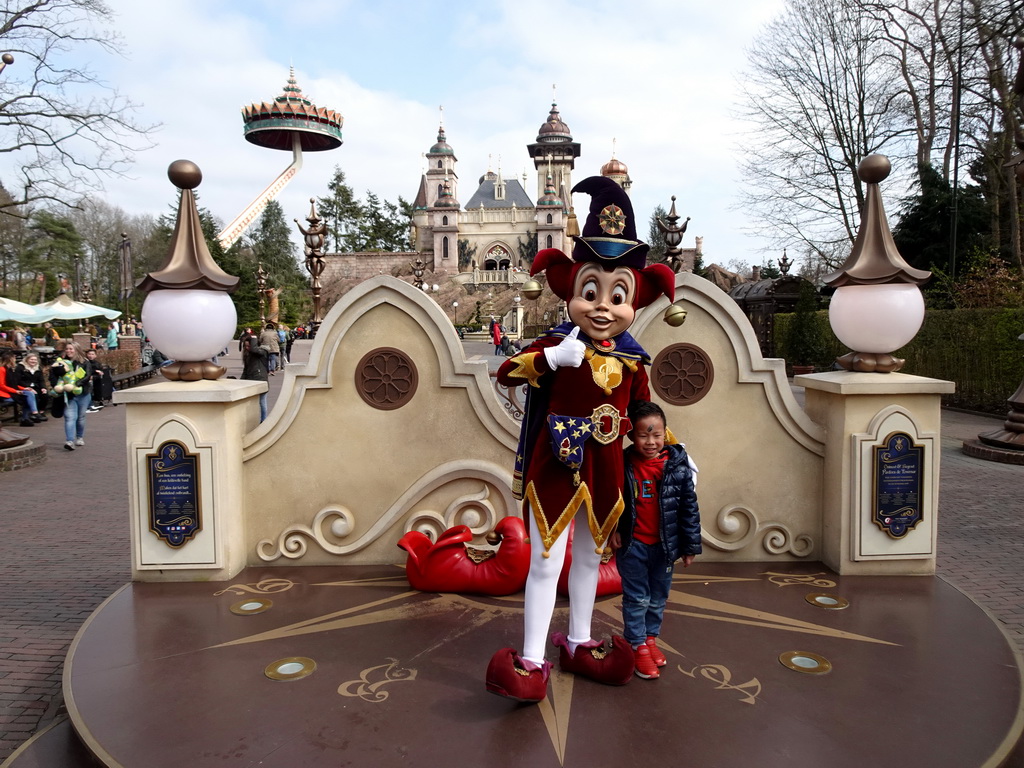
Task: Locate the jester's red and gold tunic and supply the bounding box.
[497,322,651,555]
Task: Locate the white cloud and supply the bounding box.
[3,0,789,266]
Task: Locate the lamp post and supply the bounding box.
[118,233,133,319]
[254,262,268,325]
[295,198,327,331]
[137,161,240,382]
[823,155,930,373]
[656,196,691,274]
[452,300,459,325]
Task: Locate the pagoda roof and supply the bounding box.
[242,68,343,152]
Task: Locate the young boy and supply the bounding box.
[612,400,701,680]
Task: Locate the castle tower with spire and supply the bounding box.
[411,99,582,275]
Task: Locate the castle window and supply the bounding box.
[438,160,443,169]
[546,214,552,224]
[546,235,553,249]
[438,184,444,198]
[443,215,448,226]
[442,236,449,259]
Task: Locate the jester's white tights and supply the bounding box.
[521,509,604,666]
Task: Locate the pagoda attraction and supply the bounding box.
[217,68,343,250]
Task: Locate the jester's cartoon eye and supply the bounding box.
[611,285,628,305]
[582,279,599,302]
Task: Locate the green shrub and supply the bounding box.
[775,307,1024,414]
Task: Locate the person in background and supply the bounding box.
[1,350,40,426]
[105,324,119,352]
[14,351,49,421]
[277,325,289,368]
[51,342,94,451]
[85,349,113,411]
[241,337,270,422]
[12,326,28,351]
[44,322,61,346]
[259,322,280,375]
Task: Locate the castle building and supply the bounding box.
[411,102,585,279]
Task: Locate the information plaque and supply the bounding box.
[147,440,202,547]
[872,431,924,538]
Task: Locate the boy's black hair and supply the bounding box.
[628,400,666,427]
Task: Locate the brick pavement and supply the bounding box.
[0,342,1021,761]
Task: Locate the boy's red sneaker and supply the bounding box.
[633,644,660,679]
[646,636,667,667]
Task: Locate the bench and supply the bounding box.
[0,398,23,423]
[112,365,157,390]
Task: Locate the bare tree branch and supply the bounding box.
[0,0,156,217]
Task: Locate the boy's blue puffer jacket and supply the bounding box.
[619,442,701,562]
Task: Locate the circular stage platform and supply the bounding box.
[19,562,1024,767]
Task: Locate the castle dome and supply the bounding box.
[429,125,454,155]
[601,157,629,176]
[536,102,572,144]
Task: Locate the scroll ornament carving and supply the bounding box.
[256,465,513,561]
[701,504,814,558]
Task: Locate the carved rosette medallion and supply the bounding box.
[355,348,418,410]
[652,343,714,406]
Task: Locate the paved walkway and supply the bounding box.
[0,340,1021,760]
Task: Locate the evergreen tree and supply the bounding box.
[647,205,668,265]
[892,163,992,278]
[317,166,361,252]
[25,210,84,301]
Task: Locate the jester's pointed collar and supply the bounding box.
[543,321,650,364]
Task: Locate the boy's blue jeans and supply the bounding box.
[618,540,674,647]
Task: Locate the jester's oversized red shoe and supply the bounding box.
[551,632,633,686]
[485,647,550,703]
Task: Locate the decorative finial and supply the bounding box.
[823,156,930,287]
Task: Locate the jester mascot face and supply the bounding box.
[486,176,675,702]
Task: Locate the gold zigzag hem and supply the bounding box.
[525,480,624,554]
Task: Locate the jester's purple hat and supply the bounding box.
[571,176,650,270]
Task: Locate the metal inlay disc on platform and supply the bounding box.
[230,598,272,615]
[779,651,832,675]
[265,657,316,681]
[805,593,850,610]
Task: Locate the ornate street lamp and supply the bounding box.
[452,300,459,325]
[295,198,326,330]
[137,161,239,382]
[118,233,133,318]
[254,262,268,325]
[656,195,691,274]
[823,155,931,373]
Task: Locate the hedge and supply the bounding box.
[774,308,1024,415]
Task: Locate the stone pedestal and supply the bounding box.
[116,378,266,582]
[798,371,955,575]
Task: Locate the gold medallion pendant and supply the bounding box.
[588,353,623,395]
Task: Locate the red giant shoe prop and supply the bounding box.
[397,516,530,597]
[556,521,622,597]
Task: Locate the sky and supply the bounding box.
[9,0,789,268]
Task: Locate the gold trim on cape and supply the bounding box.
[525,480,624,554]
[506,352,544,388]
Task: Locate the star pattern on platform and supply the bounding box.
[209,569,895,766]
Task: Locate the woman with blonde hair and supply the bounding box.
[50,341,95,451]
[14,350,49,421]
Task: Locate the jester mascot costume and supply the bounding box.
[486,176,675,702]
